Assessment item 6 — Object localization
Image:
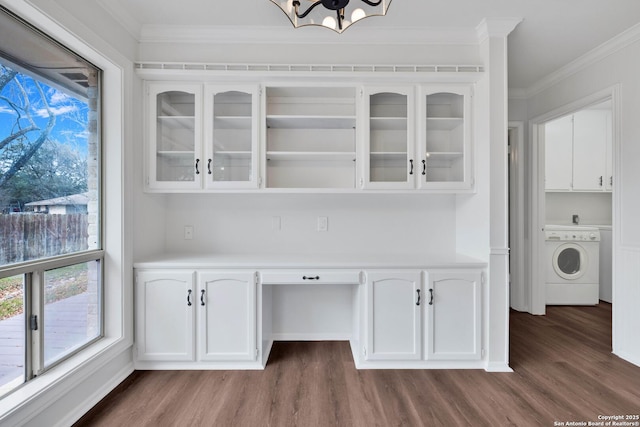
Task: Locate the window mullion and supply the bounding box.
[30,270,43,377]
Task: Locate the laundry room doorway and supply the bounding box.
[527,88,618,320]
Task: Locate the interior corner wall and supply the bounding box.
[526,36,640,366]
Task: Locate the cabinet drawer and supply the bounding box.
[260,270,362,285]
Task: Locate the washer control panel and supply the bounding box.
[545,229,600,242]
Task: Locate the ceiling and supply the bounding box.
[90,0,640,91]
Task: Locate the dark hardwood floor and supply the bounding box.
[75,303,640,426]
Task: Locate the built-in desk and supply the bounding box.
[133,254,488,370]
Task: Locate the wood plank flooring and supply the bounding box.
[75,303,640,426]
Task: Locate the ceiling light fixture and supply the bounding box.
[270,0,391,34]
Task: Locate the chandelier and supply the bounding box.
[270,0,392,34]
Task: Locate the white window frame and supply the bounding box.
[0,1,130,423]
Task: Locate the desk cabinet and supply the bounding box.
[135,270,257,366]
[425,270,482,360]
[365,271,422,360]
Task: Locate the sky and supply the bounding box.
[0,66,89,155]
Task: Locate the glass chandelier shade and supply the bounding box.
[270,0,392,34]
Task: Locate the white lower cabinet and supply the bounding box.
[425,270,482,360]
[363,269,482,365]
[135,269,257,366]
[135,270,196,362]
[365,271,422,360]
[198,271,257,361]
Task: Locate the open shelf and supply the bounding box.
[266,151,356,162]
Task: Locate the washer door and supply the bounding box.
[552,243,588,281]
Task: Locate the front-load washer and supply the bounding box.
[545,225,600,305]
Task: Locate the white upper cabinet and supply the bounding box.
[573,109,608,191]
[545,114,573,191]
[144,80,476,193]
[264,86,357,189]
[147,83,203,191]
[545,107,612,192]
[204,86,260,189]
[417,86,472,190]
[362,87,415,190]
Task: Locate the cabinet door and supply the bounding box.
[135,270,196,361]
[605,109,613,191]
[418,86,472,190]
[573,110,607,191]
[146,83,203,191]
[197,271,257,361]
[365,271,421,360]
[204,86,260,189]
[362,87,415,189]
[425,270,481,360]
[544,115,573,191]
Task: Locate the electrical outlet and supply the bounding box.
[317,216,328,232]
[184,225,193,240]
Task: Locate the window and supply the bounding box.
[0,7,102,398]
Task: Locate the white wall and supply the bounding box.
[526,29,640,366]
[162,193,457,256]
[545,192,612,226]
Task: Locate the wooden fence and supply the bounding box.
[0,214,88,265]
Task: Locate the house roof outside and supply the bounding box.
[25,192,89,208]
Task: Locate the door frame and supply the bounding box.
[528,86,619,315]
[508,121,527,311]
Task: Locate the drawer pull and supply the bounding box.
[303,275,320,280]
[187,289,192,306]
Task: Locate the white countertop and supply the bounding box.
[133,252,487,270]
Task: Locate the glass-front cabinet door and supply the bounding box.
[204,85,259,189]
[147,83,203,191]
[362,87,415,190]
[418,85,472,190]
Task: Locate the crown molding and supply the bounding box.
[524,21,640,98]
[475,17,523,43]
[138,24,480,45]
[95,0,141,40]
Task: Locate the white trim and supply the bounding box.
[95,0,140,40]
[527,87,619,315]
[508,121,527,312]
[516,22,640,98]
[475,17,523,43]
[139,25,481,45]
[484,362,513,372]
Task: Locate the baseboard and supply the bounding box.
[613,349,640,368]
[57,361,134,427]
[485,362,514,372]
[270,333,352,341]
